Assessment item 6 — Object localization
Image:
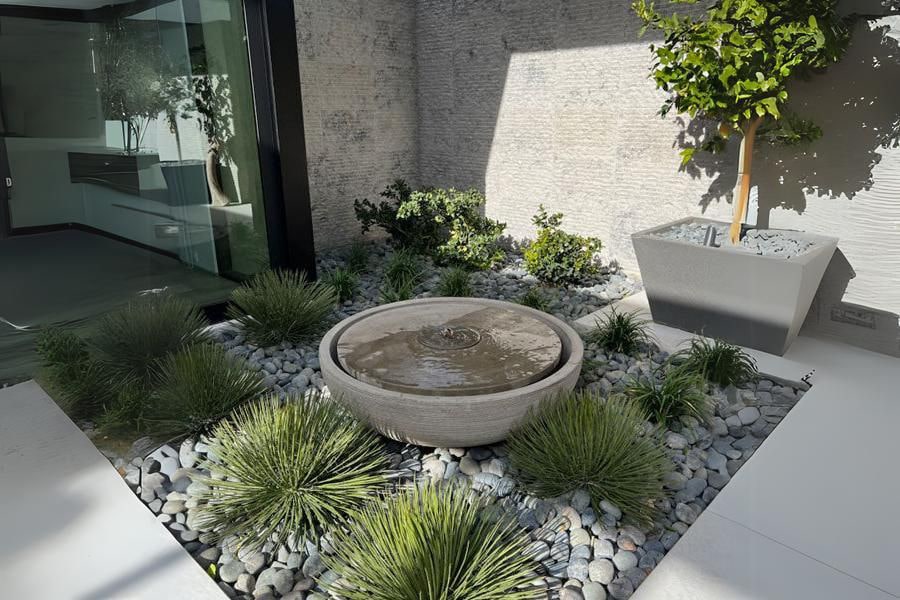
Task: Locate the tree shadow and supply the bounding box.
[674,18,900,224]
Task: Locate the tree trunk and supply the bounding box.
[206,144,229,207]
[728,116,763,244]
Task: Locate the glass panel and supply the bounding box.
[0,1,269,380]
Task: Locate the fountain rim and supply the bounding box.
[319,297,584,404]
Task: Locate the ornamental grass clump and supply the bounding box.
[36,328,111,419]
[625,368,711,427]
[321,267,360,303]
[673,337,759,387]
[146,344,265,438]
[325,483,543,600]
[380,248,424,302]
[92,293,209,382]
[227,269,337,346]
[436,266,473,297]
[517,287,551,312]
[589,308,655,355]
[193,394,387,551]
[508,391,670,526]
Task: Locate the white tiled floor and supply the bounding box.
[578,296,900,599]
[0,381,224,600]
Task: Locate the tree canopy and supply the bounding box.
[634,0,851,164]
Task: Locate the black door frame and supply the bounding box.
[0,0,317,276]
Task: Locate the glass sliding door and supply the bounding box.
[0,0,272,380]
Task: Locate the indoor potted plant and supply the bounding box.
[630,0,850,354]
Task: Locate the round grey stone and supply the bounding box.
[582,582,607,600]
[589,559,615,585]
[612,550,637,571]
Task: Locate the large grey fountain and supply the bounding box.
[319,297,583,447]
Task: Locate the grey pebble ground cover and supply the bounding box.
[103,244,804,600]
[657,222,816,259]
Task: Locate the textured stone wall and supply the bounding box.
[295,0,418,250]
[414,2,900,354]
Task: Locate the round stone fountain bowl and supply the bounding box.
[319,297,583,447]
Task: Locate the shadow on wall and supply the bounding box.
[677,15,900,355]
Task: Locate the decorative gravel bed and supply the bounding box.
[102,244,805,600]
[115,332,804,600]
[657,221,816,259]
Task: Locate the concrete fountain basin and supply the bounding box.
[319,297,583,447]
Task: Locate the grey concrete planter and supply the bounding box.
[632,217,838,355]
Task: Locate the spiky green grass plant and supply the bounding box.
[673,337,759,387]
[346,241,369,273]
[625,368,711,427]
[380,249,424,303]
[227,269,337,346]
[321,267,360,303]
[436,266,473,297]
[92,294,208,382]
[589,308,655,355]
[193,394,387,550]
[508,391,670,526]
[146,344,265,438]
[325,483,543,600]
[517,287,550,312]
[36,327,112,419]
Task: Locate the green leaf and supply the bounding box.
[679,147,696,166]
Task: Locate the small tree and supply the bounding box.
[95,19,174,154]
[633,0,850,243]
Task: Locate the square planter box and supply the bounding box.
[632,217,838,355]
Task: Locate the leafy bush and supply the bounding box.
[517,287,551,312]
[325,483,542,600]
[589,308,654,355]
[673,337,759,387]
[524,206,602,285]
[193,394,387,550]
[346,241,369,273]
[398,187,506,269]
[354,180,441,252]
[227,269,337,346]
[625,369,711,427]
[36,328,111,419]
[508,391,670,526]
[354,180,506,269]
[146,344,265,438]
[321,267,359,303]
[92,294,208,382]
[436,267,473,297]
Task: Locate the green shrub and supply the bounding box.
[354,179,441,252]
[508,391,670,526]
[346,241,369,273]
[145,344,265,438]
[325,483,542,600]
[227,269,337,346]
[36,328,112,419]
[589,308,654,355]
[673,337,759,387]
[398,187,506,269]
[524,206,602,285]
[625,369,711,427]
[321,267,359,303]
[355,180,506,269]
[92,294,208,382]
[193,394,387,550]
[517,287,551,312]
[436,267,473,297]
